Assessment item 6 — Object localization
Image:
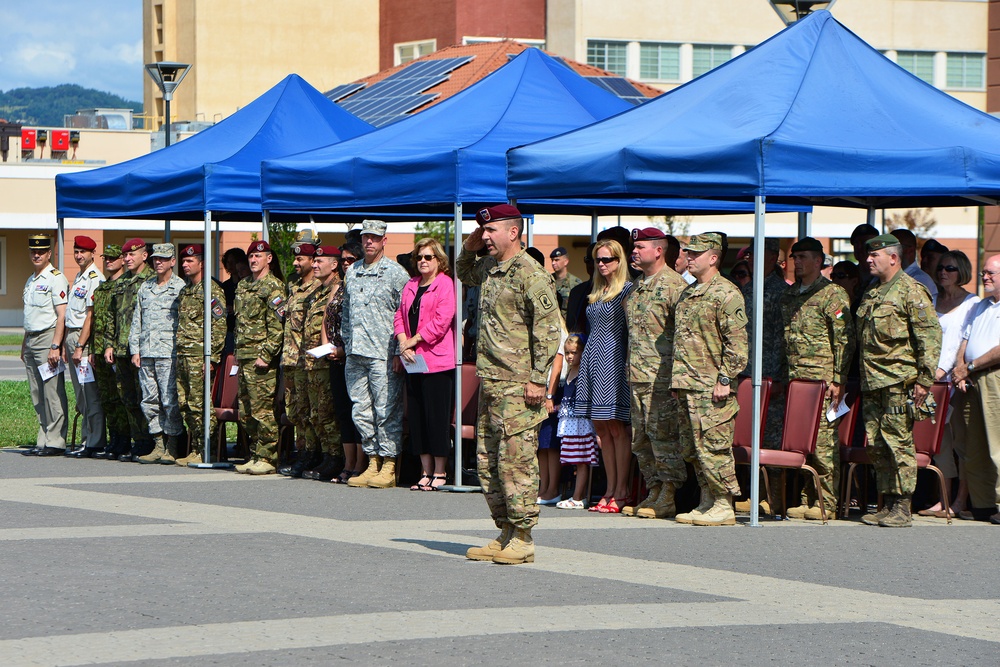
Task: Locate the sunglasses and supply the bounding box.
[594,256,619,265]
[731,271,748,279]
[342,256,357,264]
[415,254,435,261]
[937,265,959,273]
[830,272,851,280]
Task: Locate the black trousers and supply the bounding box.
[406,370,455,458]
[328,360,361,444]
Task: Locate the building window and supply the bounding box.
[639,42,681,81]
[587,40,628,76]
[946,52,985,90]
[896,51,935,84]
[692,44,732,78]
[395,39,436,66]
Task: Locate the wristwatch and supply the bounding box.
[718,375,731,387]
[968,361,976,373]
[50,344,60,350]
[546,394,554,400]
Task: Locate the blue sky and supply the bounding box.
[0,0,142,100]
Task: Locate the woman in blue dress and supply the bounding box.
[574,239,633,513]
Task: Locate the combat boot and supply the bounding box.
[137,434,166,464]
[466,524,514,561]
[622,483,660,517]
[347,456,381,487]
[158,434,178,465]
[637,482,677,519]
[785,503,810,519]
[279,446,316,478]
[879,494,913,527]
[675,480,713,524]
[693,495,737,526]
[176,451,202,466]
[862,495,895,526]
[246,459,277,475]
[492,527,535,565]
[804,505,836,521]
[304,454,345,481]
[235,458,256,474]
[368,457,397,488]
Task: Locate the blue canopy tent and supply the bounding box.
[261,48,808,488]
[55,73,374,467]
[508,10,1000,524]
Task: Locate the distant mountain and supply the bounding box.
[0,85,142,127]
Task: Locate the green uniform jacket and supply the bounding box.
[235,272,287,364]
[625,266,688,385]
[282,275,321,368]
[780,276,855,385]
[457,247,561,386]
[108,265,154,355]
[91,273,120,353]
[176,278,227,358]
[302,281,332,371]
[857,269,941,391]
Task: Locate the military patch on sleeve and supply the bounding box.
[526,281,557,315]
[88,270,98,279]
[211,298,224,319]
[724,298,748,328]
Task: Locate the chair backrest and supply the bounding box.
[836,382,861,448]
[780,379,827,455]
[460,363,480,426]
[912,382,951,457]
[215,353,240,410]
[733,376,772,448]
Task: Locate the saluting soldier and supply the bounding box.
[672,233,748,527]
[278,242,323,478]
[104,238,155,461]
[299,245,345,481]
[130,244,185,464]
[174,244,227,466]
[623,227,688,519]
[857,234,941,528]
[458,204,561,565]
[549,246,581,321]
[64,235,106,458]
[234,240,286,475]
[21,234,70,456]
[91,243,129,459]
[780,237,855,521]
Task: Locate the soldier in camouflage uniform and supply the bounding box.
[234,240,287,475]
[174,244,227,466]
[623,227,688,519]
[91,244,129,459]
[343,220,410,489]
[130,244,185,464]
[277,242,322,478]
[672,233,749,527]
[458,204,561,565]
[299,245,344,481]
[549,247,581,321]
[780,237,855,521]
[103,238,154,461]
[857,234,941,528]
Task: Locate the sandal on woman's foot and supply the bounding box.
[410,474,432,491]
[598,498,623,514]
[588,497,610,513]
[556,498,586,509]
[335,470,355,484]
[427,474,447,491]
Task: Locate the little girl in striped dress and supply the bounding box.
[556,334,599,509]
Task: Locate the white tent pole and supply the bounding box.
[591,211,599,243]
[750,195,765,528]
[453,202,464,487]
[866,206,876,230]
[262,210,270,243]
[56,218,65,273]
[797,211,811,239]
[214,217,221,279]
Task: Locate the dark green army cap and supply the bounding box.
[102,243,123,257]
[790,237,824,253]
[866,234,901,252]
[684,232,724,253]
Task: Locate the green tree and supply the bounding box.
[887,208,937,249]
[266,221,300,279]
[414,219,455,248]
[0,84,141,126]
[646,214,691,240]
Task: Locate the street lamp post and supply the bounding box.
[766,0,838,25]
[144,61,191,242]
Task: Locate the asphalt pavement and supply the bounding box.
[0,449,997,666]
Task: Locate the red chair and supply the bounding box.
[734,379,828,521]
[451,363,480,442]
[835,385,867,518]
[213,353,247,462]
[914,382,952,524]
[733,376,773,451]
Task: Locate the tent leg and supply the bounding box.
[591,211,599,243]
[191,209,231,469]
[797,211,811,239]
[56,217,65,273]
[262,210,270,243]
[165,219,171,243]
[750,195,766,527]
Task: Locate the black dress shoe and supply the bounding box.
[118,452,135,462]
[21,447,43,456]
[68,447,100,459]
[64,446,84,457]
[36,447,67,457]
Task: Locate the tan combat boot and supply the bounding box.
[137,434,166,464]
[637,482,677,519]
[348,456,381,487]
[735,498,773,515]
[675,480,713,524]
[804,505,836,521]
[492,527,535,565]
[622,483,660,517]
[176,451,203,466]
[246,459,276,475]
[862,495,895,526]
[367,456,396,488]
[692,495,737,526]
[158,434,178,465]
[235,458,255,474]
[878,494,912,527]
[466,524,514,561]
[785,503,810,519]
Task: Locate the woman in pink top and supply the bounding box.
[394,238,456,490]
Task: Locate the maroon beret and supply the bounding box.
[73,235,97,251]
[247,240,271,255]
[476,204,522,226]
[293,243,317,256]
[314,245,341,257]
[122,238,147,253]
[631,227,667,241]
[182,244,204,257]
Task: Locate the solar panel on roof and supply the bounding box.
[584,76,651,106]
[325,82,366,102]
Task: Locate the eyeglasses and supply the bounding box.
[830,272,851,280]
[937,265,959,273]
[415,254,435,261]
[342,256,357,264]
[982,270,999,278]
[594,256,619,265]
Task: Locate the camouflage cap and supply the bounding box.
[150,243,175,259]
[361,219,387,237]
[102,243,123,257]
[684,232,724,253]
[866,234,901,252]
[790,237,824,254]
